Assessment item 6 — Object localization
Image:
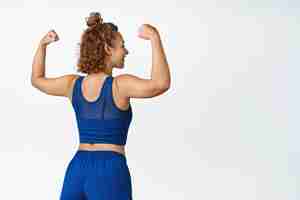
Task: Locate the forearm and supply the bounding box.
[31,42,47,83]
[150,33,171,88]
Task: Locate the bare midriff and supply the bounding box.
[78,143,125,156]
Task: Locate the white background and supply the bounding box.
[0,0,295,199]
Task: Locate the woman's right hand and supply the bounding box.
[137,24,159,40]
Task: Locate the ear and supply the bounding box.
[104,43,112,56]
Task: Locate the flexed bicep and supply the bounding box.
[115,74,169,99]
[31,74,78,97]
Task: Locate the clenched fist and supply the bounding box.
[137,24,159,40]
[40,29,59,46]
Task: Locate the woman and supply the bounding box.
[31,12,170,200]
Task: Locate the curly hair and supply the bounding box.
[77,12,119,74]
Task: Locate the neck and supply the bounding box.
[103,66,113,76]
[89,66,113,76]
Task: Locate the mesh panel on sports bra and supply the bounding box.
[71,75,132,145]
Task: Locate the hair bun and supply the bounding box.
[86,12,103,28]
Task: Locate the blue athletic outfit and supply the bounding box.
[59,75,133,200]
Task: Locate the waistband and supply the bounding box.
[75,149,126,160]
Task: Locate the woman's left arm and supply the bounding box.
[31,30,77,97]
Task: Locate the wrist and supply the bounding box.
[150,33,160,42]
[39,41,48,48]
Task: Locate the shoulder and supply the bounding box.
[111,73,134,90]
[66,74,81,82]
[65,74,82,86]
[113,73,135,80]
[111,74,131,101]
[66,74,81,101]
[56,74,81,87]
[112,73,140,87]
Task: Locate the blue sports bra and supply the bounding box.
[71,75,133,145]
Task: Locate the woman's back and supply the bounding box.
[70,74,133,145]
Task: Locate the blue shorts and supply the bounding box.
[59,150,132,200]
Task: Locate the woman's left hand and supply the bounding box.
[40,29,59,46]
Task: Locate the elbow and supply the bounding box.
[31,76,37,87]
[157,80,171,92]
[31,76,35,87]
[31,76,41,88]
[162,83,171,91]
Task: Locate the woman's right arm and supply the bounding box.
[115,24,171,99]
